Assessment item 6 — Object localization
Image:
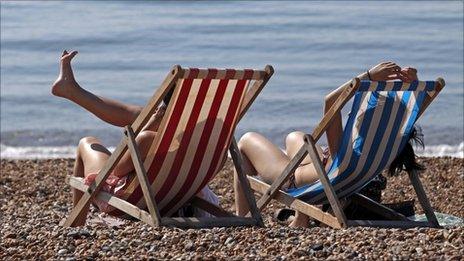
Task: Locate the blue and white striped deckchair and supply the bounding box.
[248,78,445,229]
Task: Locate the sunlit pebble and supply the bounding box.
[0,158,463,260]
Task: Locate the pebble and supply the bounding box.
[225,237,234,245]
[1,158,463,260]
[310,244,324,251]
[184,241,195,251]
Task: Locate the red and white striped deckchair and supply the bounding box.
[63,65,274,228]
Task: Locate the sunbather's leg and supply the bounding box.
[285,131,324,185]
[234,132,289,216]
[237,132,290,184]
[285,131,315,164]
[72,136,111,226]
[71,130,157,226]
[235,131,323,227]
[52,50,143,127]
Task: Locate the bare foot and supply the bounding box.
[51,50,79,99]
[289,211,310,228]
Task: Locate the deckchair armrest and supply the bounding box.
[311,78,360,142]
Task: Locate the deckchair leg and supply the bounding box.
[407,169,440,228]
[248,176,343,228]
[230,138,264,227]
[304,134,348,228]
[190,196,235,218]
[125,126,161,227]
[352,193,409,221]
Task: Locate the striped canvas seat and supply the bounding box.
[116,68,263,216]
[286,80,436,204]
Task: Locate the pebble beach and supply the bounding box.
[1,157,463,260]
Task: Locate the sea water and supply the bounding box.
[1,1,463,159]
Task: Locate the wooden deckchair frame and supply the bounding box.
[62,65,274,228]
[248,77,446,229]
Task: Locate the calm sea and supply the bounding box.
[1,1,463,158]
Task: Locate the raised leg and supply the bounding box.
[51,50,143,127]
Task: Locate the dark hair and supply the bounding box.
[388,126,425,176]
[163,87,175,106]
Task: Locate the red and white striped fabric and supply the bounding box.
[118,68,255,216]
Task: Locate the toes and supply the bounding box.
[62,50,68,57]
[61,50,78,62]
[68,51,78,60]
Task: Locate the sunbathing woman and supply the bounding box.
[52,50,217,226]
[234,62,420,227]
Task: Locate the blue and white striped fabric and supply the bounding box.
[287,80,436,204]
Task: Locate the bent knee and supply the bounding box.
[135,130,157,152]
[238,132,263,150]
[78,136,100,147]
[136,130,156,142]
[286,131,305,145]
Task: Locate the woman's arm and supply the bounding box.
[110,105,167,178]
[140,105,166,132]
[110,130,158,178]
[324,62,404,156]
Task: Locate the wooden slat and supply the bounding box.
[347,220,432,229]
[351,193,409,221]
[256,145,308,210]
[248,176,341,228]
[304,135,347,227]
[125,126,161,226]
[229,138,264,226]
[190,196,235,218]
[407,169,441,228]
[69,177,257,228]
[161,217,257,228]
[180,68,268,80]
[238,65,274,121]
[311,77,360,142]
[68,176,154,225]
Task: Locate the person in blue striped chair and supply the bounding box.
[234,62,422,227]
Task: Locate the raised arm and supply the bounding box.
[324,62,408,156]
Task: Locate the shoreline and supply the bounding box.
[1,143,464,160]
[1,157,463,259]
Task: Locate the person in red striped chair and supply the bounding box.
[51,50,218,225]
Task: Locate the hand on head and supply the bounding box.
[399,67,418,82]
[368,62,418,83]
